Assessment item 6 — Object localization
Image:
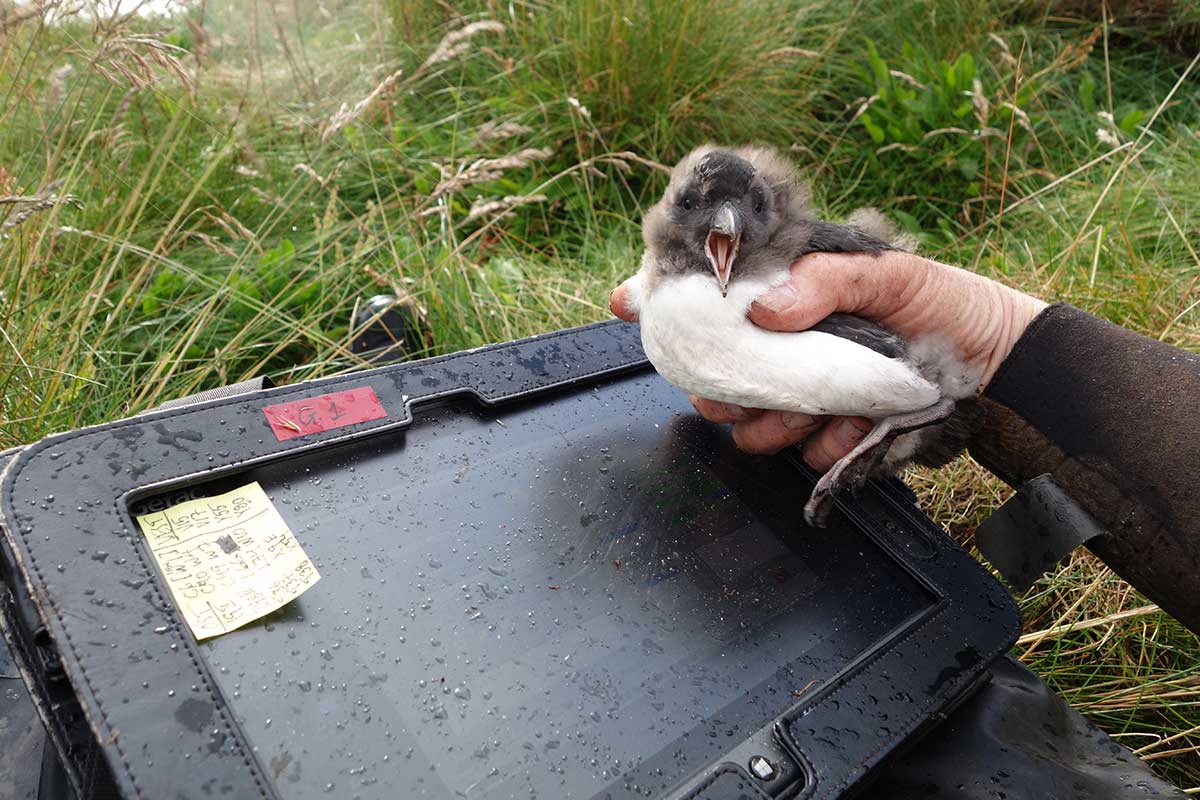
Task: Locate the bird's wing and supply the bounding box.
[808,313,907,359]
[639,273,939,417]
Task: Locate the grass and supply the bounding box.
[2,0,1199,788]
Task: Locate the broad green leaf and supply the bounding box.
[861,113,886,144]
[1119,108,1145,136]
[891,209,921,235]
[867,40,890,94]
[954,52,975,85]
[1079,72,1097,112]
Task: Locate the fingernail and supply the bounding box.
[726,404,754,421]
[835,417,872,446]
[780,412,816,431]
[754,283,797,313]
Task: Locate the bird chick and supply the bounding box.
[625,144,980,526]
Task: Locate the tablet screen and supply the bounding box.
[135,372,936,799]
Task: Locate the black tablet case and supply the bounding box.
[0,320,1019,800]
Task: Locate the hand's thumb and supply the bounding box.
[747,253,850,332]
[747,251,921,332]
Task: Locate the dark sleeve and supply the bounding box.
[967,303,1200,634]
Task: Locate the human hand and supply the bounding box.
[609,250,1046,469]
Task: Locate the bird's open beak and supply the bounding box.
[705,202,742,297]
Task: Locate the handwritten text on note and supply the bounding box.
[135,482,320,640]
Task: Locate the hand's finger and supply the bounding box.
[731,410,824,455]
[748,251,925,332]
[690,395,763,423]
[609,279,639,322]
[802,416,873,472]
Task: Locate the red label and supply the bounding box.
[263,387,387,441]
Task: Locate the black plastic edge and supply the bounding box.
[0,318,1020,800]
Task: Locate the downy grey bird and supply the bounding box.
[625,144,980,526]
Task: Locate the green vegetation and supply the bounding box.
[2,0,1198,786]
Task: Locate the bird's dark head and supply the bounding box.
[643,145,810,296]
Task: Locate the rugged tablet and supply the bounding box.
[0,320,1018,800]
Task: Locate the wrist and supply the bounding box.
[981,287,1048,390]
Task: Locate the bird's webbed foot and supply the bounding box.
[803,398,957,527]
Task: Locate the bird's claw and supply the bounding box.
[802,398,959,527]
[803,490,834,527]
[803,450,873,527]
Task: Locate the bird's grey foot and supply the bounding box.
[803,398,957,527]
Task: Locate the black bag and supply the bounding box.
[0,321,1019,800]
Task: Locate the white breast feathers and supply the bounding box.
[631,271,939,418]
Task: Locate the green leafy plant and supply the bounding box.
[853,40,1033,205]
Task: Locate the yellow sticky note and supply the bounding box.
[135,482,320,640]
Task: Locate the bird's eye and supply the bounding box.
[753,192,766,215]
[679,195,695,211]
